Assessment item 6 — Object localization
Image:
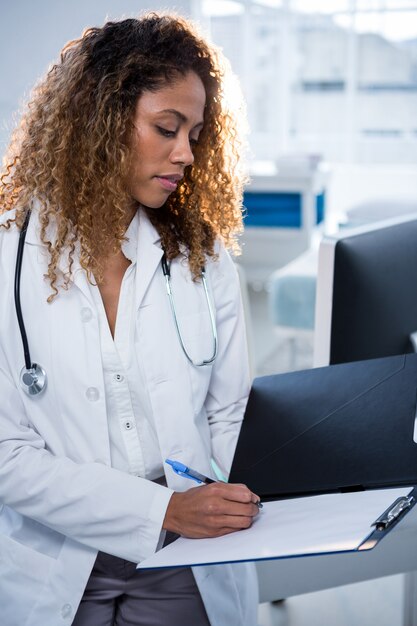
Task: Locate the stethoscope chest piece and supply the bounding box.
[15,211,48,398]
[20,363,47,397]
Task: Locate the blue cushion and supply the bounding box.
[269,274,316,330]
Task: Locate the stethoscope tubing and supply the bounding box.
[161,254,218,366]
[15,211,33,372]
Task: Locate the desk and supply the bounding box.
[256,500,417,625]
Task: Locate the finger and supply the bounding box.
[181,514,256,539]
[223,483,262,506]
[213,483,256,504]
[217,501,260,518]
[226,488,261,507]
[198,526,240,538]
[208,514,255,530]
[212,526,251,537]
[204,495,259,518]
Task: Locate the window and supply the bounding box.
[206,0,417,163]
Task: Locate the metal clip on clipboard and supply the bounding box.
[358,489,417,552]
[372,495,415,531]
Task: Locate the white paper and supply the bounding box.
[137,487,412,569]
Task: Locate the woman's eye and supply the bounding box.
[156,126,176,138]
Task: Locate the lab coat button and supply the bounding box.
[80,307,93,322]
[61,604,72,619]
[124,421,133,430]
[86,387,99,402]
[114,373,124,382]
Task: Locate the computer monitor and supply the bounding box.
[314,213,417,367]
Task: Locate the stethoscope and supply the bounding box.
[161,254,218,368]
[15,211,218,398]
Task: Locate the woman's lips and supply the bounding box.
[155,176,178,192]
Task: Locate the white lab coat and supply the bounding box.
[0,208,258,626]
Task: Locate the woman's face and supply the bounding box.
[126,71,206,209]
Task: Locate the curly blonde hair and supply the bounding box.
[0,13,247,301]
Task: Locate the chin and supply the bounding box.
[141,199,168,210]
[131,186,172,210]
[136,194,171,210]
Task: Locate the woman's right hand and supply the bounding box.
[162,482,261,539]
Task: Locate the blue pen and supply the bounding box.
[165,459,263,508]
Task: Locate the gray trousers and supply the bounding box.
[72,550,210,626]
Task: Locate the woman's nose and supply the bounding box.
[170,135,195,167]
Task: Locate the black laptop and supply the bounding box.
[229,353,417,500]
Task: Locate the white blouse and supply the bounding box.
[89,212,165,481]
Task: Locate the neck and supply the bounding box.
[124,204,139,231]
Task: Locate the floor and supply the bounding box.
[247,287,405,626]
[257,575,404,626]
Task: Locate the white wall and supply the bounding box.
[0,0,193,155]
[326,163,417,225]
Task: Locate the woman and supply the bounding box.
[0,13,260,626]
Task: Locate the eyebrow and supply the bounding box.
[158,108,204,129]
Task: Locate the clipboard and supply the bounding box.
[230,354,417,498]
[137,486,416,570]
[138,354,417,569]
